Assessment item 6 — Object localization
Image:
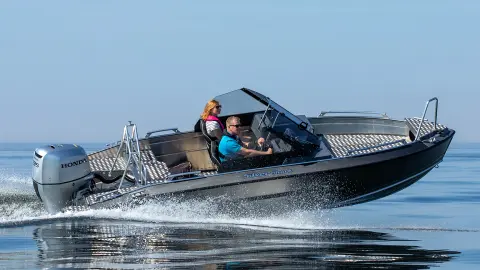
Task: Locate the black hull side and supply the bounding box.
[244,129,454,212]
[177,129,455,213]
[86,129,454,214]
[301,132,454,209]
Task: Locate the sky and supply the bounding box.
[0,1,478,143]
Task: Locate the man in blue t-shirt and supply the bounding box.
[218,116,273,162]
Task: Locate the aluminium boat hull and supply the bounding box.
[82,128,454,215]
[34,89,455,215]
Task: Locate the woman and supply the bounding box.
[200,99,225,140]
[200,100,265,148]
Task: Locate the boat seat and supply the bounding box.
[199,119,217,145]
[209,140,223,166]
[199,119,222,167]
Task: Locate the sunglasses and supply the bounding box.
[229,124,241,128]
[215,105,222,109]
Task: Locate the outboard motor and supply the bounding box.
[32,144,94,214]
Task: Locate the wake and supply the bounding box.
[0,169,335,231]
[0,171,477,233]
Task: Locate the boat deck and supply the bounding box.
[89,149,217,183]
[87,117,446,181]
[321,117,446,158]
[323,134,408,158]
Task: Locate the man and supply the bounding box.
[219,116,273,162]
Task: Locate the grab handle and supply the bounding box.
[415,97,438,142]
[145,128,180,138]
[319,111,390,119]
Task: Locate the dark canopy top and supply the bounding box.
[213,88,315,134]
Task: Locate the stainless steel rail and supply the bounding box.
[258,102,272,129]
[110,121,149,189]
[319,111,390,119]
[145,128,180,138]
[167,171,201,180]
[415,97,439,142]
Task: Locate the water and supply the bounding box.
[0,141,478,269]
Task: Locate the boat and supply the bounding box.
[31,88,455,215]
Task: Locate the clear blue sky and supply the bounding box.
[0,1,478,143]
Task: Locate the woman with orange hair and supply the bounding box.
[201,99,224,140]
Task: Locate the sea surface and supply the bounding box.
[0,141,478,269]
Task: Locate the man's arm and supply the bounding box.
[238,147,272,157]
[225,140,272,158]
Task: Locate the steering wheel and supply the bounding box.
[256,138,275,153]
[265,126,319,154]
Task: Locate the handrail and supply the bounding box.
[167,171,201,180]
[319,111,390,119]
[258,102,271,129]
[347,139,407,156]
[414,97,439,142]
[145,128,180,138]
[265,111,281,142]
[109,121,149,189]
[105,140,121,147]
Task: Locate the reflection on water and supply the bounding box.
[29,220,460,269]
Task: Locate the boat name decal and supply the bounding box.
[33,160,39,168]
[243,169,293,179]
[61,158,88,168]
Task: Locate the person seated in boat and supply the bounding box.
[219,116,273,162]
[200,99,259,146]
[201,99,225,140]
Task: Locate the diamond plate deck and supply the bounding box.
[324,134,408,158]
[88,148,171,181]
[405,117,446,138]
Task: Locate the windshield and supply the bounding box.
[258,108,320,147]
[256,94,315,134]
[213,88,319,147]
[214,88,313,132]
[213,89,267,117]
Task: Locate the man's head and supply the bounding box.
[226,116,241,135]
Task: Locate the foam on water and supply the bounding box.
[0,171,336,231]
[0,171,475,234]
[0,168,33,192]
[0,200,336,231]
[0,170,48,223]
